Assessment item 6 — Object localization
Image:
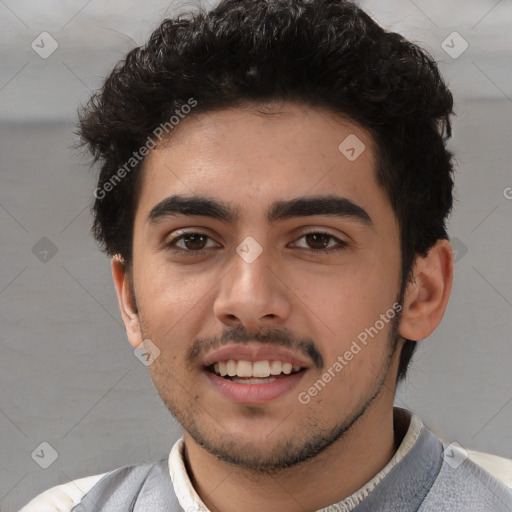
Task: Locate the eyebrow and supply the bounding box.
[148,194,373,227]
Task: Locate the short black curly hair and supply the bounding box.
[78,0,455,382]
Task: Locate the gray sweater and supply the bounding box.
[66,423,512,512]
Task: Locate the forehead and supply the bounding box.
[136,103,387,222]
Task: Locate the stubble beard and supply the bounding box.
[147,314,401,474]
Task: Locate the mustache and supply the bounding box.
[186,325,324,370]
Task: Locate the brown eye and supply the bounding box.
[304,233,332,250]
[182,233,208,250]
[291,231,348,253]
[165,232,219,254]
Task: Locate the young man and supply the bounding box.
[21,0,512,510]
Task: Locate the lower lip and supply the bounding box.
[204,370,307,405]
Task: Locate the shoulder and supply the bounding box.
[420,444,512,511]
[18,459,172,512]
[467,449,512,489]
[18,473,108,512]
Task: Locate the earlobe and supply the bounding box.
[398,239,454,342]
[111,256,144,349]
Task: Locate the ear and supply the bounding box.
[112,256,144,349]
[399,239,454,341]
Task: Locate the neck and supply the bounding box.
[182,398,402,512]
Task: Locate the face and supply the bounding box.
[125,103,404,470]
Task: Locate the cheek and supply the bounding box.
[294,266,399,364]
[136,263,212,336]
[298,264,393,326]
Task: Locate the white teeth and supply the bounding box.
[226,359,237,376]
[236,360,253,377]
[211,359,304,378]
[252,360,271,378]
[218,361,228,377]
[269,360,282,375]
[282,362,292,375]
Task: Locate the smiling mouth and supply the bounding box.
[206,359,306,384]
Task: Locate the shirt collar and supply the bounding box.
[168,407,423,512]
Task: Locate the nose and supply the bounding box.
[213,243,292,331]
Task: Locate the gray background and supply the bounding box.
[1,1,511,510]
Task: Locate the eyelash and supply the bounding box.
[164,229,348,255]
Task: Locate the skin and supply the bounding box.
[112,102,453,512]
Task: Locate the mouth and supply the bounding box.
[202,345,310,404]
[206,359,306,384]
[204,356,308,405]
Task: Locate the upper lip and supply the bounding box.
[202,343,311,369]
